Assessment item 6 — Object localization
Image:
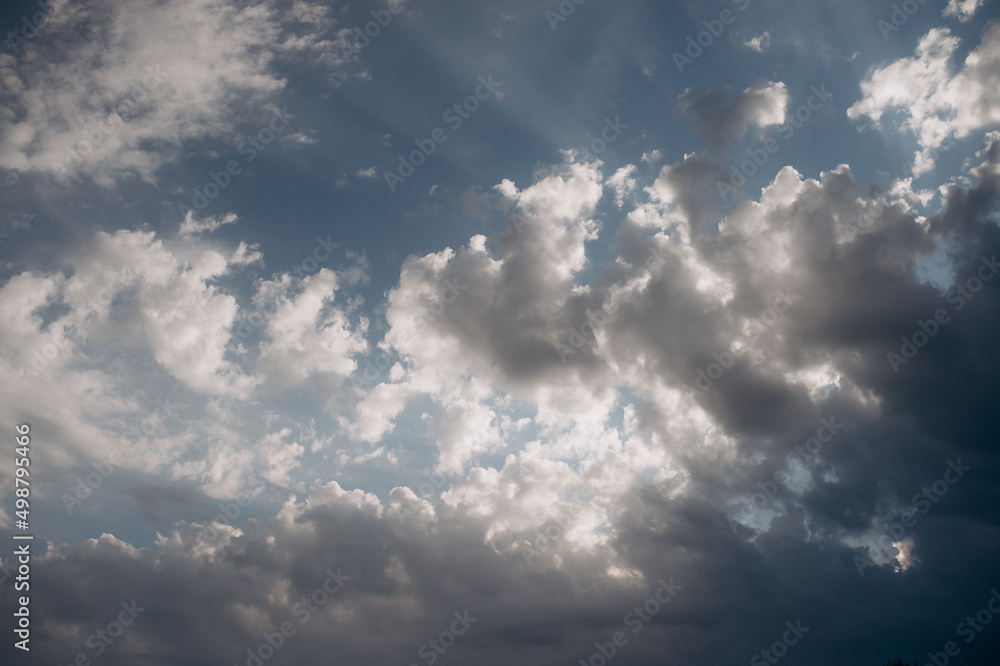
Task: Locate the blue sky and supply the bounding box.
[2,0,1000,664]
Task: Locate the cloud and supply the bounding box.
[3,127,1000,666]
[943,0,984,22]
[15,228,260,397]
[381,160,605,406]
[607,164,638,207]
[847,22,1000,175]
[286,131,320,145]
[179,211,239,236]
[255,268,369,393]
[743,31,771,53]
[339,380,417,443]
[675,81,789,149]
[0,224,371,502]
[430,398,501,474]
[4,11,1000,662]
[641,149,663,166]
[0,0,347,184]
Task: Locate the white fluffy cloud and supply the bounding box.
[848,22,1000,175]
[0,223,370,500]
[382,160,605,404]
[943,0,984,22]
[256,268,368,389]
[431,399,501,474]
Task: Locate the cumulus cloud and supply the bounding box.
[381,159,606,404]
[943,0,984,22]
[4,8,1000,662]
[430,399,501,474]
[3,124,1000,665]
[848,21,1000,175]
[641,149,663,165]
[0,224,371,501]
[256,268,368,390]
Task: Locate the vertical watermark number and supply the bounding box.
[13,423,33,651]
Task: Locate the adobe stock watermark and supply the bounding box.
[125,397,177,440]
[55,600,145,665]
[20,264,136,385]
[5,1,56,53]
[195,474,270,546]
[750,620,810,665]
[63,397,175,513]
[416,276,468,326]
[235,234,341,340]
[235,234,342,343]
[726,416,847,534]
[577,117,628,162]
[716,85,834,201]
[577,577,682,666]
[290,236,341,279]
[842,197,888,241]
[521,503,589,565]
[505,116,627,235]
[924,588,1000,666]
[854,459,971,576]
[878,0,934,40]
[887,255,999,373]
[340,0,405,59]
[393,470,449,523]
[691,288,794,392]
[673,0,753,73]
[178,108,296,215]
[234,567,350,666]
[546,0,590,32]
[384,75,502,192]
[505,176,564,236]
[643,239,673,272]
[839,173,951,241]
[61,451,124,515]
[408,610,477,666]
[55,68,167,176]
[18,325,75,385]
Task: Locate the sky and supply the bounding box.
[1,0,1000,664]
